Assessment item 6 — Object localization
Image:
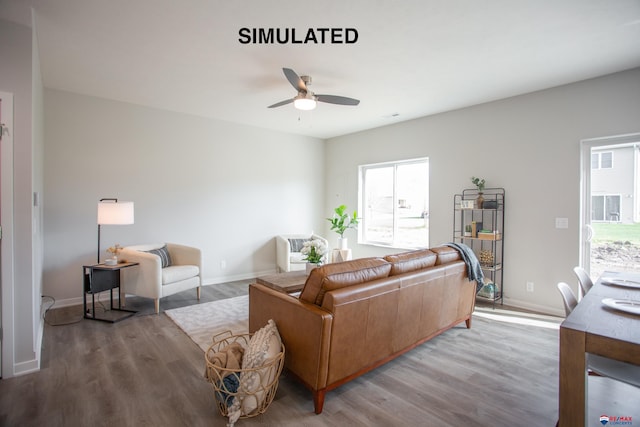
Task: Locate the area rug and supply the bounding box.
[165,295,249,351]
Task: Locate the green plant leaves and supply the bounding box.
[327,205,359,238]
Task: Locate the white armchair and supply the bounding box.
[276,233,328,272]
[120,243,202,314]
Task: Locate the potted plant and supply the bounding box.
[300,238,328,272]
[471,176,486,208]
[464,224,472,237]
[327,204,359,250]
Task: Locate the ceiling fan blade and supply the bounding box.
[267,99,294,108]
[316,94,360,106]
[283,68,307,92]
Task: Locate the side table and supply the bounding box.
[256,270,308,294]
[83,262,139,323]
[331,248,352,263]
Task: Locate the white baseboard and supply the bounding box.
[52,270,276,308]
[13,358,40,376]
[503,296,565,318]
[202,269,274,286]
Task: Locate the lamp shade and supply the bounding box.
[97,201,134,225]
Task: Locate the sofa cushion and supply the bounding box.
[289,252,306,264]
[161,265,199,285]
[430,246,462,265]
[288,238,310,252]
[146,244,172,268]
[384,249,437,275]
[300,257,391,306]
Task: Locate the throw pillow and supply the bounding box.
[146,245,172,268]
[226,320,282,426]
[288,238,310,252]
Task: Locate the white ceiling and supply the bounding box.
[3,0,640,139]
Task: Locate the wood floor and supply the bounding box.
[1,280,638,426]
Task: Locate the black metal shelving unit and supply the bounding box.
[453,188,505,307]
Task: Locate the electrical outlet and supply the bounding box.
[220,260,226,269]
[526,282,534,292]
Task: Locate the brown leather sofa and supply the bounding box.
[248,246,476,414]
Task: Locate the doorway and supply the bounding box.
[580,133,640,280]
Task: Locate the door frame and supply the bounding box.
[1,91,15,378]
[580,132,640,275]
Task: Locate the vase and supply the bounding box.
[476,192,484,209]
[105,256,117,266]
[338,237,348,250]
[306,262,320,274]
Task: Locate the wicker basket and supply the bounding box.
[204,331,285,420]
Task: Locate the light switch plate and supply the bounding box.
[555,217,569,229]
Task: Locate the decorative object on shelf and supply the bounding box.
[464,225,472,237]
[327,204,359,250]
[460,200,474,209]
[105,244,123,265]
[301,238,328,272]
[477,281,497,299]
[471,176,486,208]
[479,249,494,267]
[478,231,501,240]
[96,198,134,263]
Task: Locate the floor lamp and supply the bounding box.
[97,198,134,263]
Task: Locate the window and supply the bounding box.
[591,195,620,221]
[359,158,429,248]
[601,152,613,168]
[591,151,613,169]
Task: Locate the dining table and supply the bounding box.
[558,270,640,426]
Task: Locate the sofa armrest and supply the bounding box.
[249,283,333,391]
[166,243,202,270]
[276,236,292,272]
[119,248,163,299]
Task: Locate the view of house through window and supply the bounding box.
[587,142,640,278]
[359,158,429,248]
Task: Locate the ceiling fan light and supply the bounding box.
[294,97,317,111]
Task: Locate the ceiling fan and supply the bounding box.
[268,68,360,111]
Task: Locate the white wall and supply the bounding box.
[43,90,325,304]
[0,16,43,377]
[325,68,640,316]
